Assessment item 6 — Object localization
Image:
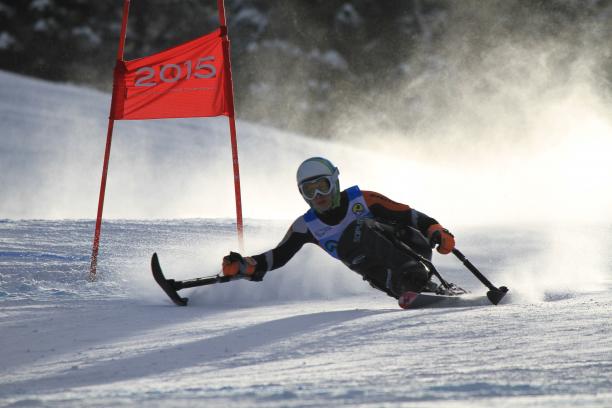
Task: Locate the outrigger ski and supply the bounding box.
[151,253,240,306]
[151,253,188,306]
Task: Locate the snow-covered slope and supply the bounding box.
[0,72,611,407]
[0,218,611,408]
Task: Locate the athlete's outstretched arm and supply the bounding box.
[250,217,317,274]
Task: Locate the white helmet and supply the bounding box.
[296,157,341,210]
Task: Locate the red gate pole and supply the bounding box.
[217,0,244,250]
[89,0,132,281]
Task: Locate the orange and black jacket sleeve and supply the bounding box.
[362,190,438,237]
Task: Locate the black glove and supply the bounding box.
[222,252,265,281]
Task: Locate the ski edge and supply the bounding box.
[399,291,492,309]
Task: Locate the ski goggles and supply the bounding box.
[299,175,335,200]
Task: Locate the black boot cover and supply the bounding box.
[337,218,430,298]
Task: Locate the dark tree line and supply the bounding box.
[1,0,610,137]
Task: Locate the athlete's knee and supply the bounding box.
[389,264,429,295]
